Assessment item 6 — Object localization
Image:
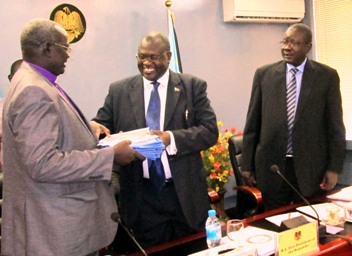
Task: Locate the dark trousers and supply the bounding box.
[133,179,196,247]
[262,157,326,210]
[111,179,199,254]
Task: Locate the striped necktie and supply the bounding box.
[286,68,298,155]
[145,81,165,190]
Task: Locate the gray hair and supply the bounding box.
[20,18,67,59]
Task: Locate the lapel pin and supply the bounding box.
[174,87,180,92]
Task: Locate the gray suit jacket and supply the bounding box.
[242,59,346,197]
[2,62,118,255]
[93,71,218,231]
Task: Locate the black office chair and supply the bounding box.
[228,134,264,218]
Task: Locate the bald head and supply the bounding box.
[287,23,312,44]
[138,32,170,52]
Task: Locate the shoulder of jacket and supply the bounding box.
[110,74,142,88]
[171,71,206,85]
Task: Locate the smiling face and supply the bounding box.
[137,36,171,81]
[281,25,312,67]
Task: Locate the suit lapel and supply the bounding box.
[295,60,315,123]
[24,63,97,141]
[51,85,96,140]
[273,62,288,123]
[164,72,182,130]
[128,76,146,128]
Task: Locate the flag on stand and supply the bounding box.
[167,8,182,73]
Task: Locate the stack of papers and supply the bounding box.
[98,128,165,160]
[327,186,352,201]
[130,137,165,160]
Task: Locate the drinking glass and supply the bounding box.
[326,206,341,226]
[227,219,244,244]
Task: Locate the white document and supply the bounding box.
[265,211,313,226]
[98,127,150,147]
[327,186,352,201]
[98,127,165,160]
[296,202,345,225]
[189,226,277,256]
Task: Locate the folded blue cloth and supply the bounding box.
[131,138,165,160]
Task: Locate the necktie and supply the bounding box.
[146,82,165,190]
[286,68,298,155]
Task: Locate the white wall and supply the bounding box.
[6,1,350,192]
[0,0,291,129]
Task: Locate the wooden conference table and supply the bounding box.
[101,196,352,256]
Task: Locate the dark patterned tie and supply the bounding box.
[146,82,165,190]
[286,68,298,155]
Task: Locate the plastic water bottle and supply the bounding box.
[205,209,222,248]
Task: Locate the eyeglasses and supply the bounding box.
[280,39,308,48]
[135,52,166,62]
[54,43,72,54]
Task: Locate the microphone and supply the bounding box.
[111,212,148,256]
[270,164,321,228]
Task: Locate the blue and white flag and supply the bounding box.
[167,9,182,73]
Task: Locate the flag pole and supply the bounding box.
[165,0,172,9]
[165,0,183,73]
[165,1,173,30]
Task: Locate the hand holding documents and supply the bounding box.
[98,128,165,160]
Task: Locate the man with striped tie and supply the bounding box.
[241,23,346,210]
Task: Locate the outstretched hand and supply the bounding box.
[89,121,111,138]
[149,130,170,147]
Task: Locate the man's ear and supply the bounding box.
[305,42,312,53]
[41,42,52,55]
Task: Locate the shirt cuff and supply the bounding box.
[165,131,177,155]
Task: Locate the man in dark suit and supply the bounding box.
[90,32,218,249]
[241,23,346,210]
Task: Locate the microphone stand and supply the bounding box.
[111,213,148,256]
[270,165,325,236]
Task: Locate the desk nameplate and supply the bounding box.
[277,222,319,256]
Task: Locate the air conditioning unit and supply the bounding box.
[223,0,305,23]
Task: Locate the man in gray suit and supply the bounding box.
[90,32,218,250]
[241,23,346,210]
[1,18,144,255]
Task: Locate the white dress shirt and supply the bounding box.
[142,69,177,179]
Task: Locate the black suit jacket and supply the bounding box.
[93,71,218,230]
[242,59,346,197]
